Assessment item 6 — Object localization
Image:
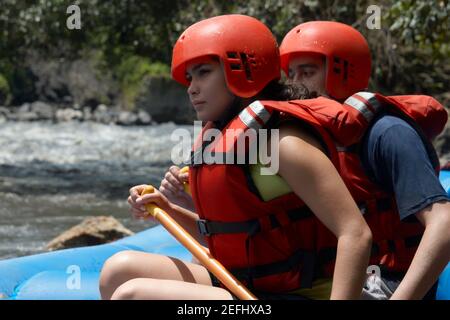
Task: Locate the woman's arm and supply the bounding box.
[169,203,206,246]
[390,201,450,300]
[276,123,372,299]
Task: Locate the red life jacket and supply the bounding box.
[301,92,447,275]
[189,100,341,292]
[188,93,447,292]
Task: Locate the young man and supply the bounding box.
[279,21,450,300]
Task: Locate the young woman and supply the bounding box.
[99,14,372,300]
[279,21,450,300]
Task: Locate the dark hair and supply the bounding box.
[258,79,316,101]
[214,79,316,129]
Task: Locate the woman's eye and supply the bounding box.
[198,68,210,76]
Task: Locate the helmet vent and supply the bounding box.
[333,56,349,82]
[230,63,242,70]
[239,52,253,81]
[227,52,239,59]
[226,51,254,82]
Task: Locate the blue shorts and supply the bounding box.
[360,114,450,220]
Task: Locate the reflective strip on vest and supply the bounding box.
[239,108,262,130]
[249,100,271,124]
[344,96,374,122]
[239,101,271,130]
[355,92,382,113]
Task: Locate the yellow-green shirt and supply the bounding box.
[249,162,332,300]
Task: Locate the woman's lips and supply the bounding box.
[192,101,206,110]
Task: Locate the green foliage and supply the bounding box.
[0,74,11,105]
[0,0,447,105]
[115,55,170,108]
[382,0,449,93]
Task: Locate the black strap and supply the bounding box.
[197,207,314,236]
[197,219,260,237]
[230,249,316,289]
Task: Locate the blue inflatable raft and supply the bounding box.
[1,171,450,300]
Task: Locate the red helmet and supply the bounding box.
[171,14,280,98]
[280,21,371,100]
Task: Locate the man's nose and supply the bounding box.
[293,72,303,83]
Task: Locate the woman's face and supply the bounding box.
[185,56,235,122]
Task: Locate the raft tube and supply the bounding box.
[1,171,450,300]
[0,225,191,299]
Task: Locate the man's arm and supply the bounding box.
[390,201,450,299]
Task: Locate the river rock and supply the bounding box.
[30,101,54,120]
[27,51,118,108]
[55,108,83,122]
[135,76,196,124]
[18,103,31,113]
[45,216,134,251]
[137,110,152,125]
[0,106,10,119]
[93,104,114,124]
[14,103,39,121]
[117,111,138,126]
[17,111,39,121]
[82,106,93,121]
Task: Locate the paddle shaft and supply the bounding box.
[147,205,257,300]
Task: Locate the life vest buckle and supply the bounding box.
[197,219,211,236]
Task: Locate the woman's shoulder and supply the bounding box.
[275,113,328,154]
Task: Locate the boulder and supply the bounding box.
[93,104,115,124]
[137,110,152,125]
[55,108,83,122]
[135,76,196,124]
[45,216,134,251]
[27,51,119,108]
[30,101,54,120]
[117,111,138,126]
[17,111,39,121]
[0,106,10,119]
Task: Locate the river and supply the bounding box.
[0,120,192,259]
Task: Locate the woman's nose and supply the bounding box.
[187,80,199,96]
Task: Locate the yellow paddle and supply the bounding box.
[179,166,191,195]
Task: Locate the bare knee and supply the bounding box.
[99,250,139,300]
[110,279,156,300]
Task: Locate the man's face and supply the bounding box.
[288,52,328,97]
